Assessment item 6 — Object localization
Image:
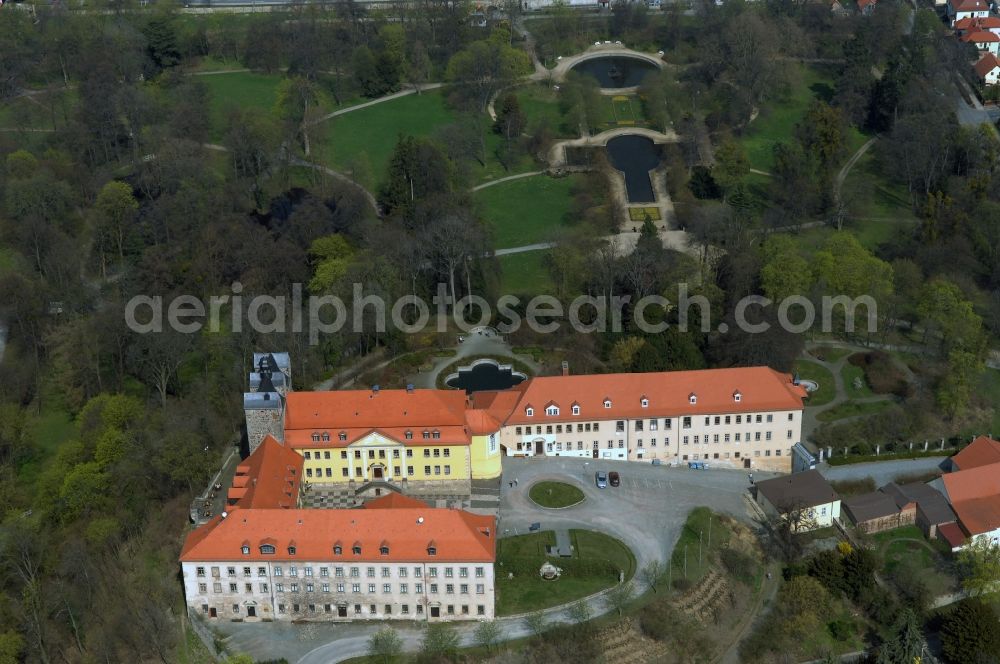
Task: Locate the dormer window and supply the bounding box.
[322,432,331,442]
[287,546,297,555]
[427,545,437,556]
[603,399,611,409]
[422,430,430,439]
[405,430,413,440]
[260,544,275,555]
[380,542,390,555]
[338,432,347,441]
[432,430,440,439]
[733,390,742,403]
[311,433,320,442]
[241,545,250,555]
[689,393,697,405]
[640,396,649,408]
[525,406,534,417]
[333,544,343,555]
[352,544,362,555]
[545,404,559,416]
[571,403,580,416]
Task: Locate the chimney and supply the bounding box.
[561,361,569,376]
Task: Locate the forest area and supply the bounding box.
[0,0,999,662]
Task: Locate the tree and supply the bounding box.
[937,348,985,420]
[143,14,181,72]
[642,560,664,593]
[473,620,502,652]
[445,32,531,111]
[523,612,548,636]
[605,580,634,616]
[957,536,1000,598]
[813,232,894,301]
[308,235,355,293]
[712,139,749,201]
[367,627,403,664]
[939,599,1000,664]
[94,180,139,270]
[760,235,812,302]
[917,278,984,355]
[493,92,526,148]
[420,622,459,659]
[408,41,432,93]
[565,601,591,624]
[380,136,453,215]
[275,77,320,155]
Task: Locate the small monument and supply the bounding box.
[539,562,562,580]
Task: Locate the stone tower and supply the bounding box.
[244,353,291,455]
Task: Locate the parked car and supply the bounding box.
[595,471,608,489]
[609,471,621,487]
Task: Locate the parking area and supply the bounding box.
[498,456,779,577]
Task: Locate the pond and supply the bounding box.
[606,135,661,203]
[569,55,659,88]
[445,359,527,394]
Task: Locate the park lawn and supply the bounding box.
[17,407,76,494]
[317,90,456,188]
[475,173,583,249]
[517,83,575,137]
[816,399,893,423]
[529,480,585,508]
[739,65,835,172]
[498,251,554,295]
[793,359,836,407]
[809,346,852,363]
[840,361,873,398]
[203,71,287,141]
[669,507,732,587]
[495,529,633,615]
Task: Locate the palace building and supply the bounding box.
[181,436,497,623]
[244,354,807,476]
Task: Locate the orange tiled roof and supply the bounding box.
[962,30,1000,42]
[285,426,471,448]
[857,0,876,8]
[952,495,1000,537]
[942,459,1000,536]
[465,409,502,435]
[952,0,989,11]
[503,367,807,425]
[956,15,1000,29]
[951,436,1000,470]
[179,507,496,563]
[285,389,469,430]
[471,389,525,423]
[939,521,967,549]
[975,53,1000,77]
[363,493,429,509]
[228,435,303,509]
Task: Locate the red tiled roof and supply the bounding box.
[470,389,525,424]
[179,507,496,563]
[503,367,807,425]
[956,15,1000,29]
[975,53,1000,77]
[961,30,1000,42]
[857,0,876,8]
[228,435,303,509]
[285,426,471,448]
[285,389,469,430]
[951,436,1000,470]
[951,495,1000,537]
[951,0,989,11]
[938,521,967,549]
[465,409,501,435]
[363,493,429,509]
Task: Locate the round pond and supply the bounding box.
[570,55,658,88]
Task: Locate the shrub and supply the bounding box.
[830,478,876,497]
[849,351,911,397]
[672,577,693,591]
[827,618,855,641]
[720,548,758,584]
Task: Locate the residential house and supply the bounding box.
[930,436,1000,548]
[955,15,1000,36]
[961,30,1000,54]
[881,481,957,539]
[949,0,991,26]
[857,0,877,15]
[754,469,842,532]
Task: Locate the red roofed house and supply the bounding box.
[975,53,1000,85]
[930,437,1000,550]
[949,0,991,26]
[955,15,1000,36]
[961,30,1000,55]
[857,0,877,15]
[181,442,497,623]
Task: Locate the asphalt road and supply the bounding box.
[219,456,771,663]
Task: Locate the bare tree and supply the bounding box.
[605,580,635,617]
[642,560,664,593]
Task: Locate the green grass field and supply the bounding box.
[669,507,732,587]
[840,360,873,399]
[816,399,893,423]
[794,359,836,407]
[517,83,574,137]
[739,65,867,173]
[202,71,286,141]
[528,481,585,508]
[495,529,634,615]
[475,174,584,249]
[809,346,852,363]
[498,251,554,295]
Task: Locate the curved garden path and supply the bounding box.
[547,126,679,168]
[471,170,545,192]
[538,44,666,85]
[309,83,443,125]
